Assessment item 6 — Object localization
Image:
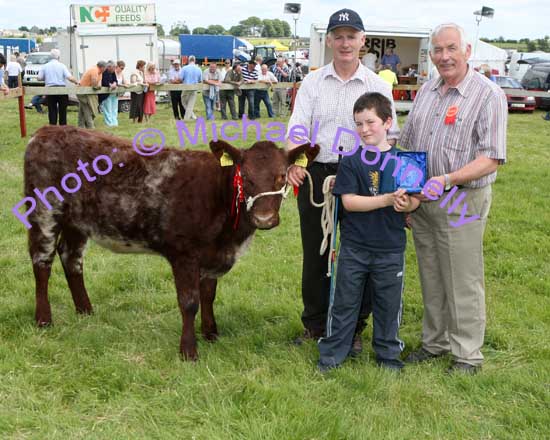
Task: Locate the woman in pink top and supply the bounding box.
[143,62,160,121]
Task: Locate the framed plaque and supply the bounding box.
[394,151,427,193]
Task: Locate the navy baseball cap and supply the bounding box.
[327,8,365,33]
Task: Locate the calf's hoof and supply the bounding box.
[35,311,52,327]
[35,318,52,328]
[202,331,219,342]
[180,349,198,362]
[75,306,93,315]
[180,345,198,362]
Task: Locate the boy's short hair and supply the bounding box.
[353,92,392,123]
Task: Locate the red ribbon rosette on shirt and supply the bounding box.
[445,105,459,125]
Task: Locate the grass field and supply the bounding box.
[0,99,549,439]
[488,42,529,52]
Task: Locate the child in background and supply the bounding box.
[318,92,419,373]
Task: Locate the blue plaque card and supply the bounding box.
[394,151,427,193]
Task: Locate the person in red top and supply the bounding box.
[143,62,160,121]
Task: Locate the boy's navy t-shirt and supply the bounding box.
[333,146,406,253]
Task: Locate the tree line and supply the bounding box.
[17,26,59,35]
[481,36,550,52]
[165,17,292,38]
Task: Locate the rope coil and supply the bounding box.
[302,170,337,276]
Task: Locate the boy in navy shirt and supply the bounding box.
[318,92,419,372]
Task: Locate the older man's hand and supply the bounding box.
[412,175,446,202]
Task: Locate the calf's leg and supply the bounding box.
[57,228,92,315]
[200,278,218,341]
[28,214,61,326]
[170,258,200,360]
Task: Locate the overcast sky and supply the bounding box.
[1,0,548,40]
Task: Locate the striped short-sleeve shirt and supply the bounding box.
[287,62,400,164]
[399,67,507,188]
[241,64,258,82]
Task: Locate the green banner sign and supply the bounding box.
[72,4,156,25]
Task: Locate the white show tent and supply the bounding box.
[468,39,508,75]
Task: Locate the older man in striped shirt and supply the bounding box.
[286,8,399,346]
[400,23,507,374]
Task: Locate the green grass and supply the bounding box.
[0,100,549,439]
[489,42,529,52]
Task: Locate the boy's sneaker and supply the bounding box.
[317,361,338,374]
[377,359,404,372]
[404,347,444,363]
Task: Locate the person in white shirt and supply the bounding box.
[37,49,78,125]
[7,55,22,88]
[361,49,377,72]
[254,64,277,118]
[220,59,231,80]
[254,55,263,75]
[115,60,128,85]
[168,59,185,119]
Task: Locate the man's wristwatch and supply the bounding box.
[444,173,452,191]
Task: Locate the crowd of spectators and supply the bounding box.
[3,48,305,124]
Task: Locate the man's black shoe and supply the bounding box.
[293,328,324,345]
[404,347,444,363]
[446,361,480,375]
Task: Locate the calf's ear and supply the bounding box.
[287,142,320,166]
[210,140,243,164]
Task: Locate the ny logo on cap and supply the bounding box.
[339,12,350,21]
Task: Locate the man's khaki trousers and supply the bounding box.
[411,185,492,366]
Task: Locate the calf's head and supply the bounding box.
[210,140,320,229]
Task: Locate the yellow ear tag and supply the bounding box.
[220,152,234,167]
[294,152,308,168]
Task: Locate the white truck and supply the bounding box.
[55,24,158,110]
[24,3,159,112]
[309,24,432,84]
[55,25,158,81]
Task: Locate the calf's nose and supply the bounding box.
[252,213,279,230]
